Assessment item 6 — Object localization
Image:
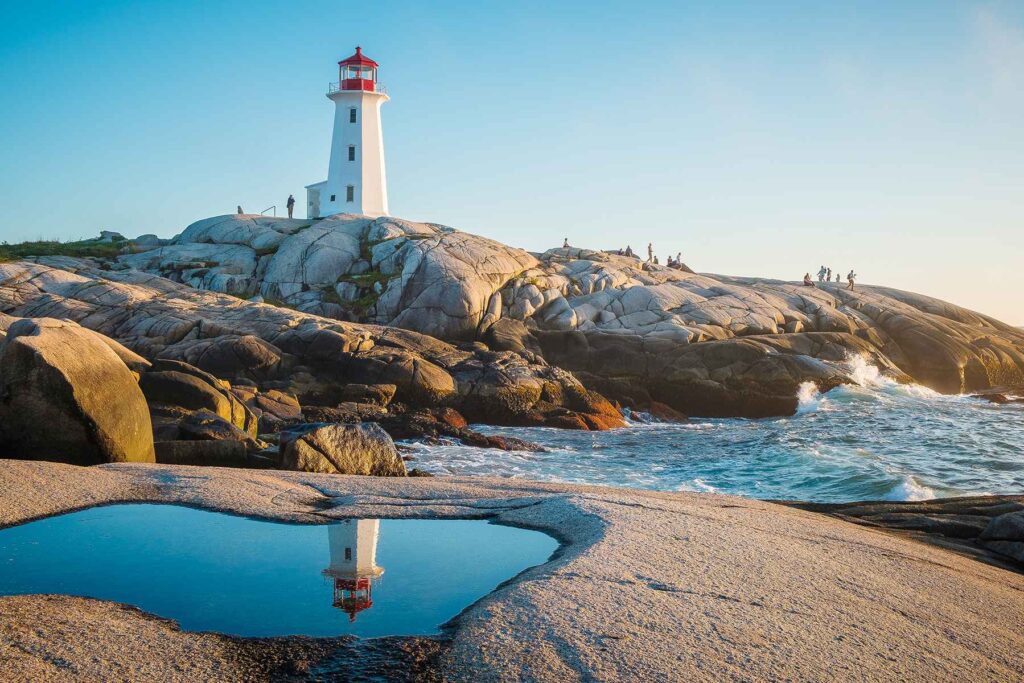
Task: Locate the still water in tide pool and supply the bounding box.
[0,504,558,637]
[407,361,1024,503]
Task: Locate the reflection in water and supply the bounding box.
[323,519,385,621]
[0,504,559,637]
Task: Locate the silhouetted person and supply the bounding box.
[287,194,295,218]
[818,266,827,282]
[826,267,832,281]
[647,243,653,262]
[847,270,857,290]
[563,237,569,248]
[803,273,816,287]
[625,245,634,257]
[237,205,244,215]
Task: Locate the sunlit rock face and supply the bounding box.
[11,213,1024,417]
[0,258,623,429]
[119,214,539,342]
[0,318,155,464]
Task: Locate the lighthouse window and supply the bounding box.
[346,185,355,202]
[348,145,356,161]
[330,194,336,202]
[345,547,352,561]
[349,107,357,123]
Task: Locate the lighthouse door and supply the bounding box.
[308,188,320,219]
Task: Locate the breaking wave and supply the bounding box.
[404,355,1023,503]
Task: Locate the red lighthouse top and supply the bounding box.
[337,46,380,92]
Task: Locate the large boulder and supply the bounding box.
[156,335,285,382]
[980,511,1024,564]
[279,422,406,476]
[0,318,155,464]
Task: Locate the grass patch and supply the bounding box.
[321,287,343,306]
[347,291,380,313]
[337,270,391,287]
[0,238,128,263]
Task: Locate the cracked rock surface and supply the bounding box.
[0,258,623,430]
[111,214,1024,416]
[1,461,1023,682]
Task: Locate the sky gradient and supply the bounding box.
[1,1,1021,323]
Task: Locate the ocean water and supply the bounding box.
[407,358,1024,503]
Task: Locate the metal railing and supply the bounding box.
[260,206,276,216]
[327,82,387,95]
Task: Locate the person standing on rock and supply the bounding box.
[287,194,295,219]
[647,243,653,262]
[237,205,244,215]
[847,270,857,290]
[563,237,569,248]
[826,267,832,282]
[676,252,682,266]
[818,266,827,282]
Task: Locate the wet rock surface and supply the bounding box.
[2,462,1023,682]
[784,495,1024,573]
[0,594,446,683]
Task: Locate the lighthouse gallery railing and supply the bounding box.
[328,82,388,95]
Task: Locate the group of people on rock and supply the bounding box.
[563,239,686,270]
[803,265,857,290]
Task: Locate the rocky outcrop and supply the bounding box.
[119,214,539,341]
[154,439,253,468]
[494,257,1024,413]
[535,330,908,417]
[0,258,622,430]
[108,213,1024,417]
[279,422,406,476]
[980,511,1024,564]
[140,360,259,443]
[786,495,1024,572]
[0,318,155,464]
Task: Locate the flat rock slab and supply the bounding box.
[1,461,1023,682]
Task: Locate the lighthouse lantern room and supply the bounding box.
[306,46,389,219]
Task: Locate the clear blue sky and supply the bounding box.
[1,1,1022,323]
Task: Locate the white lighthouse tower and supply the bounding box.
[306,47,389,219]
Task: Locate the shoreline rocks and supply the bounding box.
[0,258,624,430]
[0,319,155,464]
[100,212,1024,417]
[279,422,407,476]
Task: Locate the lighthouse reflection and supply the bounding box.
[322,519,385,622]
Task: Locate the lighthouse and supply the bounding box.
[306,47,389,219]
[322,519,385,621]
